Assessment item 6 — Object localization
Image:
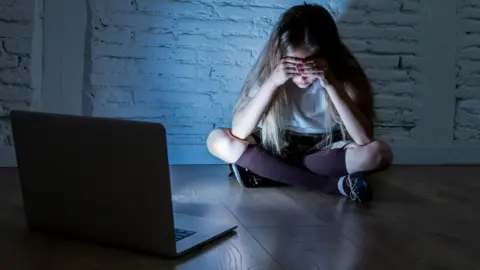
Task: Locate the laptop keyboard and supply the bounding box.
[175,228,196,242]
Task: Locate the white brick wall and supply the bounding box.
[87,0,423,146]
[338,0,421,143]
[455,0,480,142]
[0,0,35,146]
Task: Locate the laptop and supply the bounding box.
[10,110,237,257]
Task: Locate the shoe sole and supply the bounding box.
[230,164,245,187]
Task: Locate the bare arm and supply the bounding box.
[325,82,374,145]
[300,59,374,145]
[231,78,278,140]
[231,56,303,140]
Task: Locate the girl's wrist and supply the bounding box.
[265,77,281,91]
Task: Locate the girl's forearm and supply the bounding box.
[325,84,373,145]
[231,79,279,140]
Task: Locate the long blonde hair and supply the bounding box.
[234,3,373,155]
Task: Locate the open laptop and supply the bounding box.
[10,110,237,257]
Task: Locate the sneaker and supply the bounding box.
[228,164,288,188]
[343,174,372,203]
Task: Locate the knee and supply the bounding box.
[206,128,248,164]
[365,140,394,170]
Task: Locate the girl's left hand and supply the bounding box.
[299,59,337,88]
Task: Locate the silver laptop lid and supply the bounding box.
[11,110,177,255]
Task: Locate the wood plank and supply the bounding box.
[2,165,480,269]
[0,167,281,270]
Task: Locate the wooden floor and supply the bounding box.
[1,165,479,270]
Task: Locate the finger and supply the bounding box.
[298,66,325,72]
[286,71,301,77]
[282,56,304,64]
[300,70,324,75]
[284,67,298,72]
[301,71,324,77]
[282,62,298,68]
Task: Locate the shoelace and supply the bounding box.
[346,175,360,201]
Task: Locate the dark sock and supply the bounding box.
[236,145,340,194]
[302,148,348,177]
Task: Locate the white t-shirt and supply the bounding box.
[259,80,336,134]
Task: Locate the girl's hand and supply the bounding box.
[269,56,304,87]
[299,59,336,88]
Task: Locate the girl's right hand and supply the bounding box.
[269,56,304,87]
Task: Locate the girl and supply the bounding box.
[207,3,393,203]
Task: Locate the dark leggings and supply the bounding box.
[235,130,349,193]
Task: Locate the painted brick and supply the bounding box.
[134,91,211,106]
[105,13,176,29]
[210,64,249,80]
[0,69,31,85]
[1,0,33,8]
[458,20,480,34]
[0,54,19,69]
[86,0,423,145]
[0,0,35,146]
[214,5,283,21]
[380,82,416,94]
[92,28,132,44]
[162,121,214,135]
[92,43,197,62]
[401,2,421,13]
[94,103,174,118]
[197,49,253,65]
[341,39,369,52]
[350,1,402,12]
[457,47,480,60]
[0,119,12,145]
[375,109,416,124]
[91,74,223,92]
[134,32,176,47]
[366,69,419,82]
[374,94,415,111]
[91,86,134,104]
[340,26,418,41]
[457,60,480,78]
[136,1,214,18]
[3,38,31,55]
[211,92,242,112]
[336,10,365,24]
[221,78,246,93]
[374,127,411,143]
[0,7,32,22]
[0,21,32,38]
[368,13,419,26]
[369,40,418,54]
[176,18,254,36]
[458,7,479,19]
[167,135,207,145]
[457,99,480,113]
[455,3,480,142]
[454,126,480,142]
[0,101,30,117]
[355,54,419,70]
[89,0,135,13]
[0,85,32,102]
[92,58,211,78]
[174,104,223,119]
